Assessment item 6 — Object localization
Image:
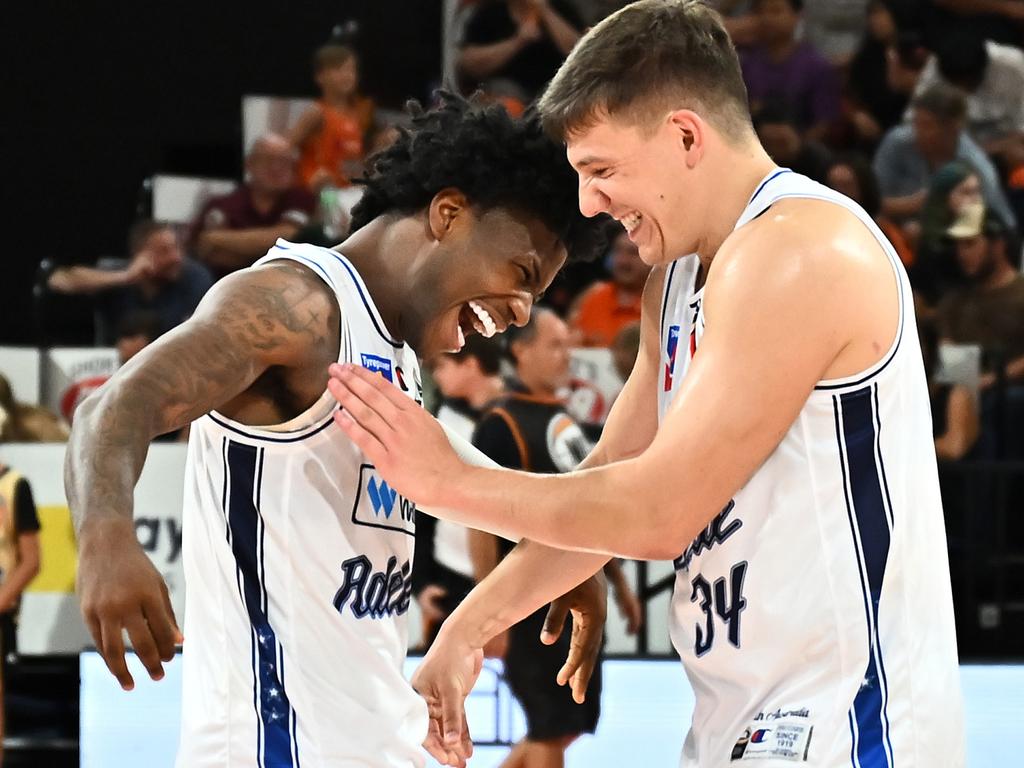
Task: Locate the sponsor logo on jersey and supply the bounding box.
[674,499,741,572]
[751,729,771,744]
[351,464,416,535]
[333,554,413,619]
[360,353,393,382]
[664,325,680,391]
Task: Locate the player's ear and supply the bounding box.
[428,188,470,242]
[667,110,705,168]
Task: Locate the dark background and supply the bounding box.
[0,1,441,345]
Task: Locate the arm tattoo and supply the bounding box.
[65,263,335,532]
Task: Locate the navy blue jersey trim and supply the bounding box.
[660,260,680,341]
[747,168,792,209]
[207,412,336,443]
[317,247,404,348]
[834,389,895,768]
[225,441,298,767]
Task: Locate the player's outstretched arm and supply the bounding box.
[329,208,866,559]
[66,261,336,691]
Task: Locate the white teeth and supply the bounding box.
[621,212,642,233]
[456,323,465,350]
[468,301,498,338]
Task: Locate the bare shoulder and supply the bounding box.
[710,198,892,301]
[708,197,900,379]
[193,259,340,365]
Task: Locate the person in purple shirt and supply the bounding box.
[740,0,840,142]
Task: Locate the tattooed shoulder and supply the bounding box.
[207,260,340,360]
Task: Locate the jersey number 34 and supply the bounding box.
[690,561,748,657]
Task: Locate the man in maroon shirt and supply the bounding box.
[189,133,317,280]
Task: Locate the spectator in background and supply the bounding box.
[413,336,506,649]
[939,202,1024,390]
[801,0,870,67]
[914,161,984,306]
[609,320,641,384]
[113,310,162,366]
[928,0,1024,48]
[458,0,583,108]
[0,375,67,443]
[471,308,641,768]
[825,154,915,267]
[0,462,41,762]
[753,102,834,182]
[709,0,759,48]
[570,231,650,348]
[740,0,841,140]
[873,83,1016,230]
[289,44,375,192]
[189,133,316,281]
[845,0,919,149]
[910,29,1024,174]
[919,319,980,461]
[48,220,212,345]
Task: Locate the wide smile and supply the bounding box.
[450,299,510,351]
[618,210,644,242]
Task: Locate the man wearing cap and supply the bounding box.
[939,202,1024,390]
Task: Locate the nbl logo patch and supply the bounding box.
[360,353,393,382]
[664,325,681,391]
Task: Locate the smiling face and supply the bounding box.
[567,114,702,266]
[406,200,567,359]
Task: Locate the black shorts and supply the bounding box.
[421,564,475,647]
[504,605,602,741]
[0,611,16,683]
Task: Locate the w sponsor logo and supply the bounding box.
[352,464,416,535]
[367,476,398,518]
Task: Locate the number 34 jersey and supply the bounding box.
[658,171,965,767]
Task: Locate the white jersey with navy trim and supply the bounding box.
[177,241,428,767]
[658,171,965,767]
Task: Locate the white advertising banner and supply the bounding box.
[43,347,120,423]
[0,443,187,655]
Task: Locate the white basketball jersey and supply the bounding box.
[178,241,428,767]
[658,171,966,767]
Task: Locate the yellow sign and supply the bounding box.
[27,505,77,593]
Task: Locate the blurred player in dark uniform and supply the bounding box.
[472,308,641,768]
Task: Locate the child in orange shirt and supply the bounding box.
[289,44,375,191]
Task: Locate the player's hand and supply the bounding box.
[411,629,482,766]
[77,518,182,691]
[327,363,460,507]
[541,569,607,703]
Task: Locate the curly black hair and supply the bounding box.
[349,91,608,263]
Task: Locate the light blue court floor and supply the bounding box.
[80,653,1024,767]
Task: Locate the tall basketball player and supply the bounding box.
[325,3,967,766]
[65,95,608,768]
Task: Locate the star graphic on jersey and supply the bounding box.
[258,630,272,647]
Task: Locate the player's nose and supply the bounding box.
[579,180,610,218]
